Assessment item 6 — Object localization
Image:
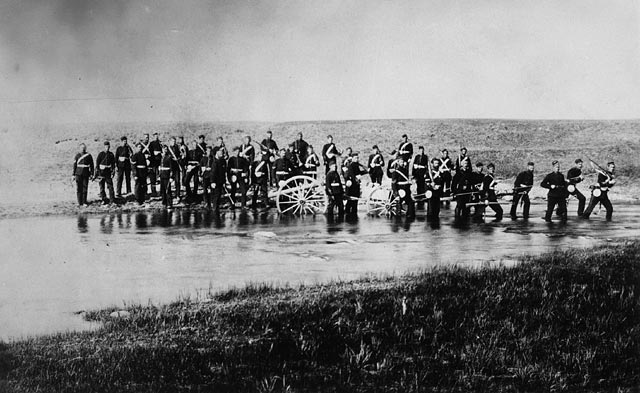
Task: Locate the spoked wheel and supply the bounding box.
[275,175,327,215]
[366,186,405,217]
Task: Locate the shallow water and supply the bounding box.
[1,203,639,341]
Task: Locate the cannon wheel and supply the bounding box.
[366,186,405,217]
[275,175,327,215]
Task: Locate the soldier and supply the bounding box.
[412,146,429,209]
[285,143,302,175]
[73,143,94,206]
[260,130,279,186]
[140,134,153,196]
[566,158,586,216]
[342,147,354,169]
[470,162,485,220]
[325,161,344,217]
[240,135,255,163]
[483,163,503,221]
[95,141,116,204]
[274,148,292,184]
[115,136,133,197]
[368,145,384,185]
[455,147,472,173]
[322,135,340,173]
[391,155,415,218]
[540,160,568,222]
[184,140,202,203]
[130,143,148,205]
[167,137,183,200]
[293,132,309,165]
[386,151,398,179]
[251,150,270,209]
[159,145,174,208]
[452,159,474,220]
[178,136,188,194]
[344,153,367,216]
[210,147,227,213]
[303,145,321,178]
[582,161,616,220]
[197,134,208,156]
[212,136,228,160]
[427,158,444,219]
[440,149,453,204]
[227,146,250,209]
[510,162,535,219]
[199,146,215,209]
[149,132,162,197]
[397,134,413,162]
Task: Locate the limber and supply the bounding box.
[2,242,639,393]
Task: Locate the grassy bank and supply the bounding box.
[2,242,640,392]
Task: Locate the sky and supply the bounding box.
[0,0,639,125]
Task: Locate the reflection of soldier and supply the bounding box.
[583,161,616,220]
[130,143,148,205]
[367,145,384,185]
[391,155,415,218]
[95,141,116,204]
[73,143,94,206]
[540,160,567,222]
[510,162,534,219]
[115,136,133,197]
[483,163,503,221]
[566,159,586,216]
[325,161,344,217]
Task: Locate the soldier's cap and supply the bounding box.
[327,134,333,139]
[104,141,110,146]
[206,145,213,150]
[143,133,149,137]
[401,134,408,138]
[198,134,205,139]
[372,145,378,149]
[575,158,583,164]
[460,146,467,151]
[527,161,535,166]
[308,144,314,149]
[136,142,143,147]
[607,161,615,166]
[418,146,424,150]
[390,149,397,155]
[431,157,441,163]
[232,146,240,151]
[552,160,559,166]
[476,162,483,167]
[441,148,448,153]
[162,144,169,149]
[487,163,495,169]
[352,152,359,156]
[121,136,127,141]
[288,142,294,147]
[153,132,158,136]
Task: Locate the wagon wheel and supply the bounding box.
[366,185,405,217]
[276,175,327,215]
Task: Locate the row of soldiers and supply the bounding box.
[72,131,617,221]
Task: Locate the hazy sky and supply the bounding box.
[0,0,638,125]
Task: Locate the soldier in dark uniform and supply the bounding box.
[322,135,340,174]
[285,143,302,175]
[483,163,503,220]
[95,141,116,204]
[197,134,208,156]
[261,130,279,186]
[251,150,270,209]
[210,147,227,213]
[199,146,215,209]
[167,137,183,200]
[412,146,429,209]
[73,143,94,206]
[274,148,292,184]
[470,162,486,220]
[427,158,444,219]
[149,132,162,197]
[178,136,188,191]
[115,136,133,197]
[510,162,534,219]
[368,145,384,185]
[342,147,354,171]
[455,147,472,173]
[582,161,616,220]
[227,147,250,209]
[325,161,344,217]
[440,149,453,205]
[344,154,367,216]
[240,135,255,164]
[397,134,413,162]
[212,136,228,160]
[293,132,309,166]
[541,160,568,222]
[391,155,415,218]
[130,143,148,205]
[184,140,203,203]
[566,158,586,216]
[303,145,320,178]
[452,159,474,220]
[159,145,174,208]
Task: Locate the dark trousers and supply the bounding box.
[569,188,586,216]
[427,191,441,218]
[396,185,415,218]
[510,193,530,218]
[486,196,503,219]
[160,177,172,207]
[134,175,146,205]
[184,168,199,199]
[201,178,212,207]
[98,175,115,202]
[415,176,426,208]
[441,172,452,206]
[583,192,613,220]
[116,168,131,196]
[545,195,567,221]
[252,178,269,208]
[229,179,248,208]
[369,168,383,185]
[75,175,89,205]
[345,196,358,215]
[455,195,471,220]
[148,165,158,195]
[172,169,181,199]
[210,183,223,212]
[327,194,344,216]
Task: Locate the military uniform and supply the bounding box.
[293,139,309,166]
[115,143,133,196]
[149,138,162,195]
[227,155,250,208]
[159,154,173,207]
[210,157,227,212]
[251,157,270,208]
[168,144,182,199]
[325,168,344,217]
[184,148,203,201]
[285,149,301,176]
[274,155,292,184]
[344,161,367,216]
[541,171,567,222]
[482,173,503,220]
[412,153,428,209]
[427,168,444,219]
[510,170,533,219]
[130,151,148,205]
[260,138,279,185]
[566,167,586,216]
[391,160,415,218]
[455,154,472,173]
[440,155,453,205]
[303,153,320,178]
[73,151,94,206]
[199,154,215,208]
[583,171,615,220]
[452,170,474,220]
[240,143,255,163]
[397,141,413,162]
[95,149,116,203]
[322,142,339,173]
[367,153,384,185]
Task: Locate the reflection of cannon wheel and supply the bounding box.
[275,175,327,215]
[366,186,405,217]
